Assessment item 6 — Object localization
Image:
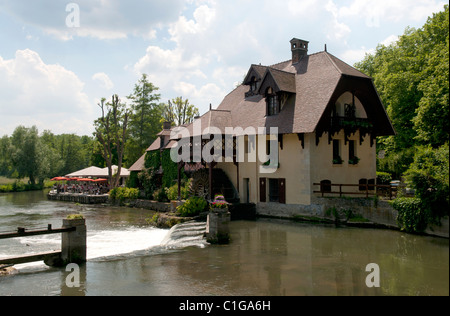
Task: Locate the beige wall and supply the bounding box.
[217,130,376,206]
[310,131,377,195]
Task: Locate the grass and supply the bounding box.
[0,177,56,193]
[0,176,28,186]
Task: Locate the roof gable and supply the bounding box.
[258,68,296,95]
[243,64,267,85]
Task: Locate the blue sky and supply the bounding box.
[0,0,447,136]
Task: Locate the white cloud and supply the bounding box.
[326,0,447,28]
[92,72,114,90]
[0,0,184,40]
[0,49,94,135]
[341,47,376,66]
[381,35,400,47]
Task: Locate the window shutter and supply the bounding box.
[259,178,266,202]
[278,178,286,204]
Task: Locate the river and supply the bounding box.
[0,190,448,296]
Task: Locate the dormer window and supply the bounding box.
[250,76,258,92]
[266,87,280,116]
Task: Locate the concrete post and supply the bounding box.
[206,209,231,244]
[61,218,87,264]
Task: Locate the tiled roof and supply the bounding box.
[129,153,146,172]
[173,50,394,137]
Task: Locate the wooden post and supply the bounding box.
[208,162,213,201]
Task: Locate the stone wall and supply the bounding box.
[256,197,449,238]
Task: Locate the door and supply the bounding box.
[278,178,286,204]
[259,178,266,203]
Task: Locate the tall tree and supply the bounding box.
[9,126,55,185]
[355,5,449,177]
[126,74,164,165]
[95,95,130,188]
[162,96,200,127]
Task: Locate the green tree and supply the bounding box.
[162,96,200,127]
[355,5,449,177]
[0,135,13,177]
[9,126,54,185]
[405,144,449,221]
[95,95,130,188]
[126,74,164,166]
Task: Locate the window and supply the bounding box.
[348,140,359,165]
[267,95,279,115]
[269,179,279,202]
[349,140,355,160]
[250,76,258,92]
[321,180,332,193]
[266,87,280,116]
[359,179,368,191]
[266,178,286,204]
[333,140,342,164]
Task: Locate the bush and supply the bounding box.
[109,187,139,202]
[393,198,429,233]
[405,144,449,221]
[176,196,207,217]
[165,179,191,201]
[154,188,168,202]
[376,172,392,185]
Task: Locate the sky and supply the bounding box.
[0,0,447,137]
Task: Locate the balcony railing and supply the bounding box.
[331,116,373,130]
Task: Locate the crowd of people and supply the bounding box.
[54,182,109,195]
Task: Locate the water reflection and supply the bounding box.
[1,190,448,296]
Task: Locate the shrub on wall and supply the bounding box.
[176,196,207,217]
[393,197,428,233]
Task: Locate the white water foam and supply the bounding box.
[1,222,208,273]
[1,227,170,272]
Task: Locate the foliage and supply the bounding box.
[109,187,139,202]
[138,167,157,199]
[404,144,449,221]
[161,149,186,189]
[162,96,200,127]
[165,179,191,201]
[94,95,130,189]
[176,196,207,217]
[332,156,344,165]
[393,198,428,233]
[145,150,161,170]
[153,187,168,202]
[376,172,392,185]
[355,5,449,177]
[348,156,360,165]
[67,214,85,220]
[125,74,164,165]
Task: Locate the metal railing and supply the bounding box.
[313,183,397,199]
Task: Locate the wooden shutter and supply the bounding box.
[259,178,266,202]
[278,178,286,204]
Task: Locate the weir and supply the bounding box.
[0,218,87,267]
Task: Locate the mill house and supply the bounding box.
[133,38,395,216]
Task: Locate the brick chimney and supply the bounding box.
[290,38,309,64]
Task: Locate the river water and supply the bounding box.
[0,190,448,296]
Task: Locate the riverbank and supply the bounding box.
[0,178,55,193]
